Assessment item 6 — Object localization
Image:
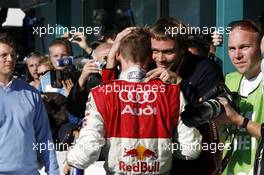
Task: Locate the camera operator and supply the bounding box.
[218,97,264,175]
[216,20,264,175]
[218,22,264,174]
[38,38,75,97]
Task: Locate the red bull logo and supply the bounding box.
[124,145,157,160]
[120,145,160,173]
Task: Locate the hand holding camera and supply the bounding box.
[181,84,240,127]
[211,31,223,47]
[78,60,103,89]
[62,32,92,54]
[217,97,244,127]
[62,32,82,42]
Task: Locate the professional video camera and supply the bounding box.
[56,56,89,68]
[50,56,89,88]
[56,56,106,69]
[50,69,70,88]
[181,84,240,127]
[51,57,103,88]
[50,65,80,89]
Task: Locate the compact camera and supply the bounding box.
[56,56,90,68]
[94,60,106,70]
[56,56,74,67]
[67,34,82,42]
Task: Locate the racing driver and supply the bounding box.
[66,28,202,174]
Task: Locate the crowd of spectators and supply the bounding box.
[0,14,264,175]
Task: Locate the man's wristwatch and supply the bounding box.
[261,123,264,138]
[241,117,250,129]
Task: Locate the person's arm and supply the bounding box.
[245,120,262,139]
[194,59,224,98]
[173,92,203,160]
[62,32,93,55]
[67,60,102,118]
[211,31,223,47]
[34,94,59,175]
[106,27,136,69]
[78,60,100,90]
[67,93,106,169]
[67,82,89,118]
[219,97,262,139]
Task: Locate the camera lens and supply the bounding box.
[181,99,223,127]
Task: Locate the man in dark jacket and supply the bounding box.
[146,17,224,175]
[101,17,224,174]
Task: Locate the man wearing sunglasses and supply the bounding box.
[0,33,59,174]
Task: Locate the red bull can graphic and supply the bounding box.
[120,145,160,173]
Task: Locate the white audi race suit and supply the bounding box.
[68,66,202,174]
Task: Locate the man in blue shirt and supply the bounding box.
[0,33,59,175]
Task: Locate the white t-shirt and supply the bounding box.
[240,71,262,97]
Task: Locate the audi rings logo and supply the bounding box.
[119,90,157,104]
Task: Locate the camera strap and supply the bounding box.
[210,121,219,142]
[206,121,223,175]
[212,127,237,175]
[254,139,264,175]
[254,123,264,175]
